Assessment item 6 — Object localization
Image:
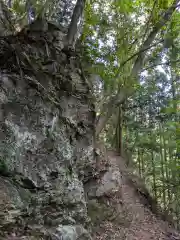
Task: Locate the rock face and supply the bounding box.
[0,19,95,239]
[95,168,122,198]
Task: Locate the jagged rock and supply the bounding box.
[83,143,122,203]
[95,168,122,197]
[85,168,122,199]
[0,19,95,239]
[0,177,31,226]
[51,225,92,240]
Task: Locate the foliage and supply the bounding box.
[82,0,180,225]
[108,68,180,227]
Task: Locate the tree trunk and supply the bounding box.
[151,151,157,200]
[114,106,123,155]
[138,149,142,177]
[96,90,127,136]
[66,0,86,47]
[159,122,166,209]
[96,0,180,136]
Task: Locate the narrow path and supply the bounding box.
[93,151,180,240]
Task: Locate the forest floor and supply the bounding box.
[92,151,180,240]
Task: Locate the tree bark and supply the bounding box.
[159,122,166,209]
[96,90,127,136]
[96,0,180,136]
[66,0,86,47]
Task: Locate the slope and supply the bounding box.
[86,149,180,240]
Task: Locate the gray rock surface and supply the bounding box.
[0,19,95,239]
[51,225,92,240]
[95,168,122,197]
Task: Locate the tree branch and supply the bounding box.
[142,59,180,72]
[132,0,180,76]
[142,0,157,43]
[96,0,180,136]
[66,0,86,47]
[115,39,163,78]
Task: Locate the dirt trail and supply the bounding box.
[93,151,180,240]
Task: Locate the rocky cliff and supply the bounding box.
[0,19,96,239]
